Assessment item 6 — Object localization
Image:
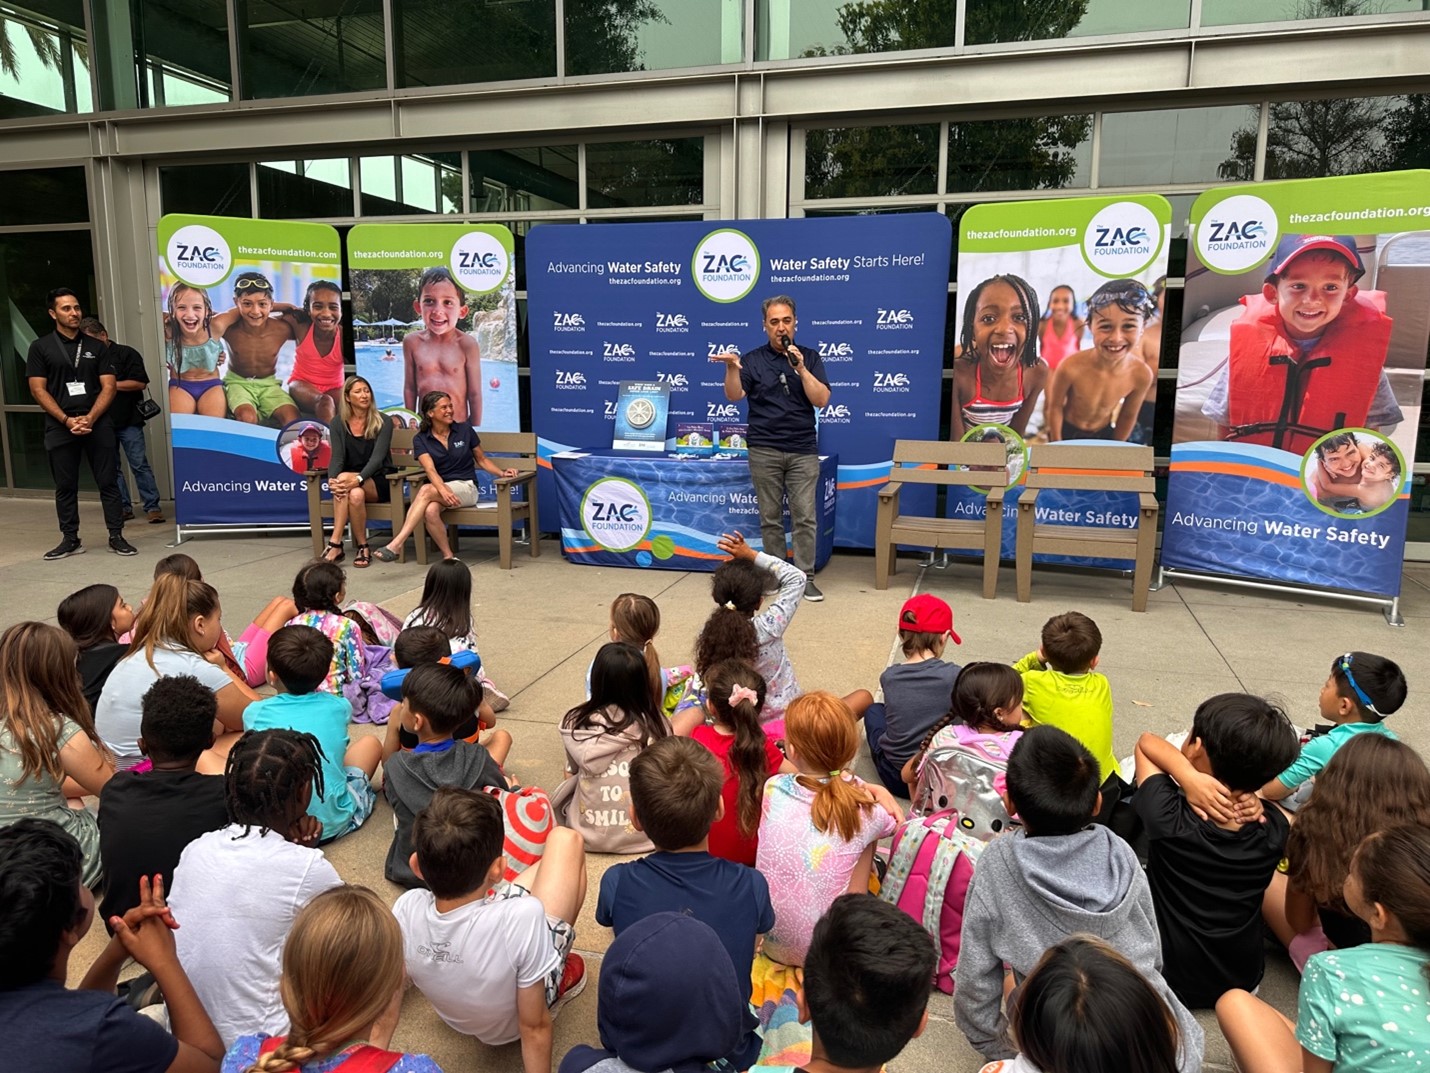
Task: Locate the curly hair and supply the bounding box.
[224,729,326,838]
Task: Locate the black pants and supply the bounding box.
[47,417,124,539]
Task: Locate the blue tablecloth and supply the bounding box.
[551,450,837,572]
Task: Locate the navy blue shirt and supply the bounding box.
[4,978,179,1073]
[596,850,774,987]
[739,342,830,454]
[414,421,481,482]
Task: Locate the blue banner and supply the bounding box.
[526,215,951,548]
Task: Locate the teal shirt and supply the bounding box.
[1277,721,1397,790]
[1297,943,1430,1072]
[242,691,355,840]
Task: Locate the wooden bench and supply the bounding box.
[1014,444,1159,612]
[305,426,421,563]
[874,439,1013,599]
[416,431,541,570]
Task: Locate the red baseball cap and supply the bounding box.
[1269,234,1365,284]
[899,594,960,644]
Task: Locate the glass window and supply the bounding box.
[159,163,252,217]
[0,167,88,226]
[0,229,96,407]
[804,124,939,200]
[4,412,92,488]
[947,116,1092,193]
[358,153,462,215]
[1099,105,1253,187]
[0,0,91,118]
[1258,95,1412,180]
[964,0,1189,45]
[393,0,555,87]
[1201,0,1427,26]
[757,0,955,61]
[566,0,740,75]
[469,147,579,214]
[236,0,385,99]
[257,158,353,219]
[125,1,232,110]
[585,138,705,208]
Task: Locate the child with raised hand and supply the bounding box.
[555,641,669,853]
[675,586,759,723]
[395,787,589,1073]
[385,662,509,889]
[0,820,225,1073]
[757,691,902,966]
[383,625,507,762]
[58,582,135,714]
[0,622,112,887]
[99,675,228,925]
[694,660,794,866]
[1264,735,1430,969]
[98,575,261,771]
[167,729,342,1048]
[286,561,363,695]
[865,594,963,797]
[983,935,1182,1073]
[222,885,443,1073]
[1217,824,1430,1073]
[242,626,382,844]
[1261,651,1407,807]
[403,556,510,710]
[901,661,1024,811]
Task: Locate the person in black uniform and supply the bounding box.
[80,316,165,525]
[25,289,135,559]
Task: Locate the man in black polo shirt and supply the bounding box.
[712,295,832,601]
[25,289,135,559]
[81,317,165,525]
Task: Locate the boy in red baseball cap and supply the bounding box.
[1202,233,1399,453]
[861,593,962,797]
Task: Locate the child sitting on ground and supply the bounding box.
[597,735,773,1047]
[757,692,901,966]
[0,820,224,1072]
[902,661,1025,813]
[554,641,669,853]
[57,583,134,714]
[1014,611,1124,820]
[98,675,228,925]
[865,594,963,797]
[1260,650,1406,807]
[395,787,588,1073]
[285,560,363,695]
[594,592,691,717]
[222,885,443,1072]
[384,625,508,763]
[168,729,342,1047]
[402,556,510,710]
[385,662,508,888]
[692,660,794,866]
[981,935,1184,1073]
[243,625,381,844]
[1134,692,1299,1009]
[560,914,761,1073]
[954,725,1203,1071]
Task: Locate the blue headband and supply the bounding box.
[1336,652,1380,716]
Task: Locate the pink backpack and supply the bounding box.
[878,810,985,994]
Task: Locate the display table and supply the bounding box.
[551,449,837,572]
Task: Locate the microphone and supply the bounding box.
[778,333,791,349]
[778,332,801,370]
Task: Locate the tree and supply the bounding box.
[564,0,668,76]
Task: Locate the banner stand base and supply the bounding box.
[1154,566,1405,628]
[168,523,313,549]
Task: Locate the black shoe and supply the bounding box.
[803,577,825,602]
[121,508,135,521]
[44,537,84,561]
[108,536,138,557]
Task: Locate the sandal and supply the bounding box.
[321,540,345,564]
[371,546,399,563]
[353,544,372,568]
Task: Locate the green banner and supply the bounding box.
[960,194,1171,279]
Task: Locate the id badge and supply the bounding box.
[66,382,87,398]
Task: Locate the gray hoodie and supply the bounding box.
[384,740,506,887]
[952,826,1204,1073]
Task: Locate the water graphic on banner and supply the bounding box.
[948,195,1172,564]
[158,214,343,525]
[1162,171,1430,598]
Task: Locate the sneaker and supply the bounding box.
[43,538,84,561]
[146,510,166,524]
[109,536,138,557]
[803,577,825,602]
[479,674,511,713]
[549,952,587,1019]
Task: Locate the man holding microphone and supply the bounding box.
[711,295,832,601]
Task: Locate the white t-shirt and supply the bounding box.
[168,824,342,1047]
[95,645,233,763]
[401,608,479,653]
[393,888,559,1045]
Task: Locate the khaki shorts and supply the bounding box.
[444,479,481,507]
[224,373,296,422]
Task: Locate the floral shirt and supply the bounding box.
[285,611,362,694]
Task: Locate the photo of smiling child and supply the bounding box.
[1304,431,1404,516]
[951,274,1049,439]
[1045,278,1158,443]
[206,271,302,428]
[276,280,346,423]
[164,283,228,418]
[403,267,484,426]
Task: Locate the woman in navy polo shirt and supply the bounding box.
[372,391,517,563]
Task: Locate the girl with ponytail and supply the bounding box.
[693,661,795,865]
[223,885,443,1072]
[755,692,902,966]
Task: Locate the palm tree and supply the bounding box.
[0,7,87,83]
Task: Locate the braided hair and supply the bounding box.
[224,729,326,838]
[959,273,1041,367]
